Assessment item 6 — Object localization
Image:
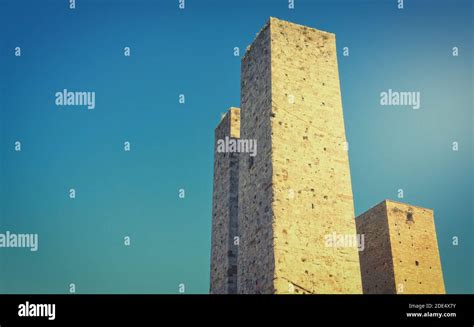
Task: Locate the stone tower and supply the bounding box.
[356,200,445,294]
[237,17,362,294]
[210,108,240,294]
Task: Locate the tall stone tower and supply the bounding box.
[210,108,240,294]
[237,17,362,294]
[356,200,445,294]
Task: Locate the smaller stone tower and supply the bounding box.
[210,108,240,294]
[356,200,445,294]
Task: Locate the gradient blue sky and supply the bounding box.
[0,0,472,294]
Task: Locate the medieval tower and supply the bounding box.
[237,17,361,294]
[210,108,240,294]
[211,17,362,294]
[210,17,444,294]
[356,200,445,294]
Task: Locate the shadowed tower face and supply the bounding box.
[210,108,240,294]
[238,18,362,294]
[356,200,445,294]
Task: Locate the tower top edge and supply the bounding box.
[384,199,434,212]
[242,17,336,61]
[216,107,240,126]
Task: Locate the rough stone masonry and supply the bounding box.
[356,200,445,294]
[210,108,240,294]
[210,17,445,294]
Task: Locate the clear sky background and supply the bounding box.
[0,0,472,294]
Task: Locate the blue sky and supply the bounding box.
[0,0,472,293]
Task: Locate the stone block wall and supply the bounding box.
[236,17,362,294]
[357,200,445,294]
[269,18,362,294]
[210,108,240,294]
[238,21,275,294]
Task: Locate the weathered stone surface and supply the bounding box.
[355,201,396,293]
[238,17,362,294]
[210,108,240,294]
[356,200,445,294]
[238,20,274,294]
[210,18,444,295]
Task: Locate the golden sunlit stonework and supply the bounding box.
[210,18,444,294]
[357,200,445,294]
